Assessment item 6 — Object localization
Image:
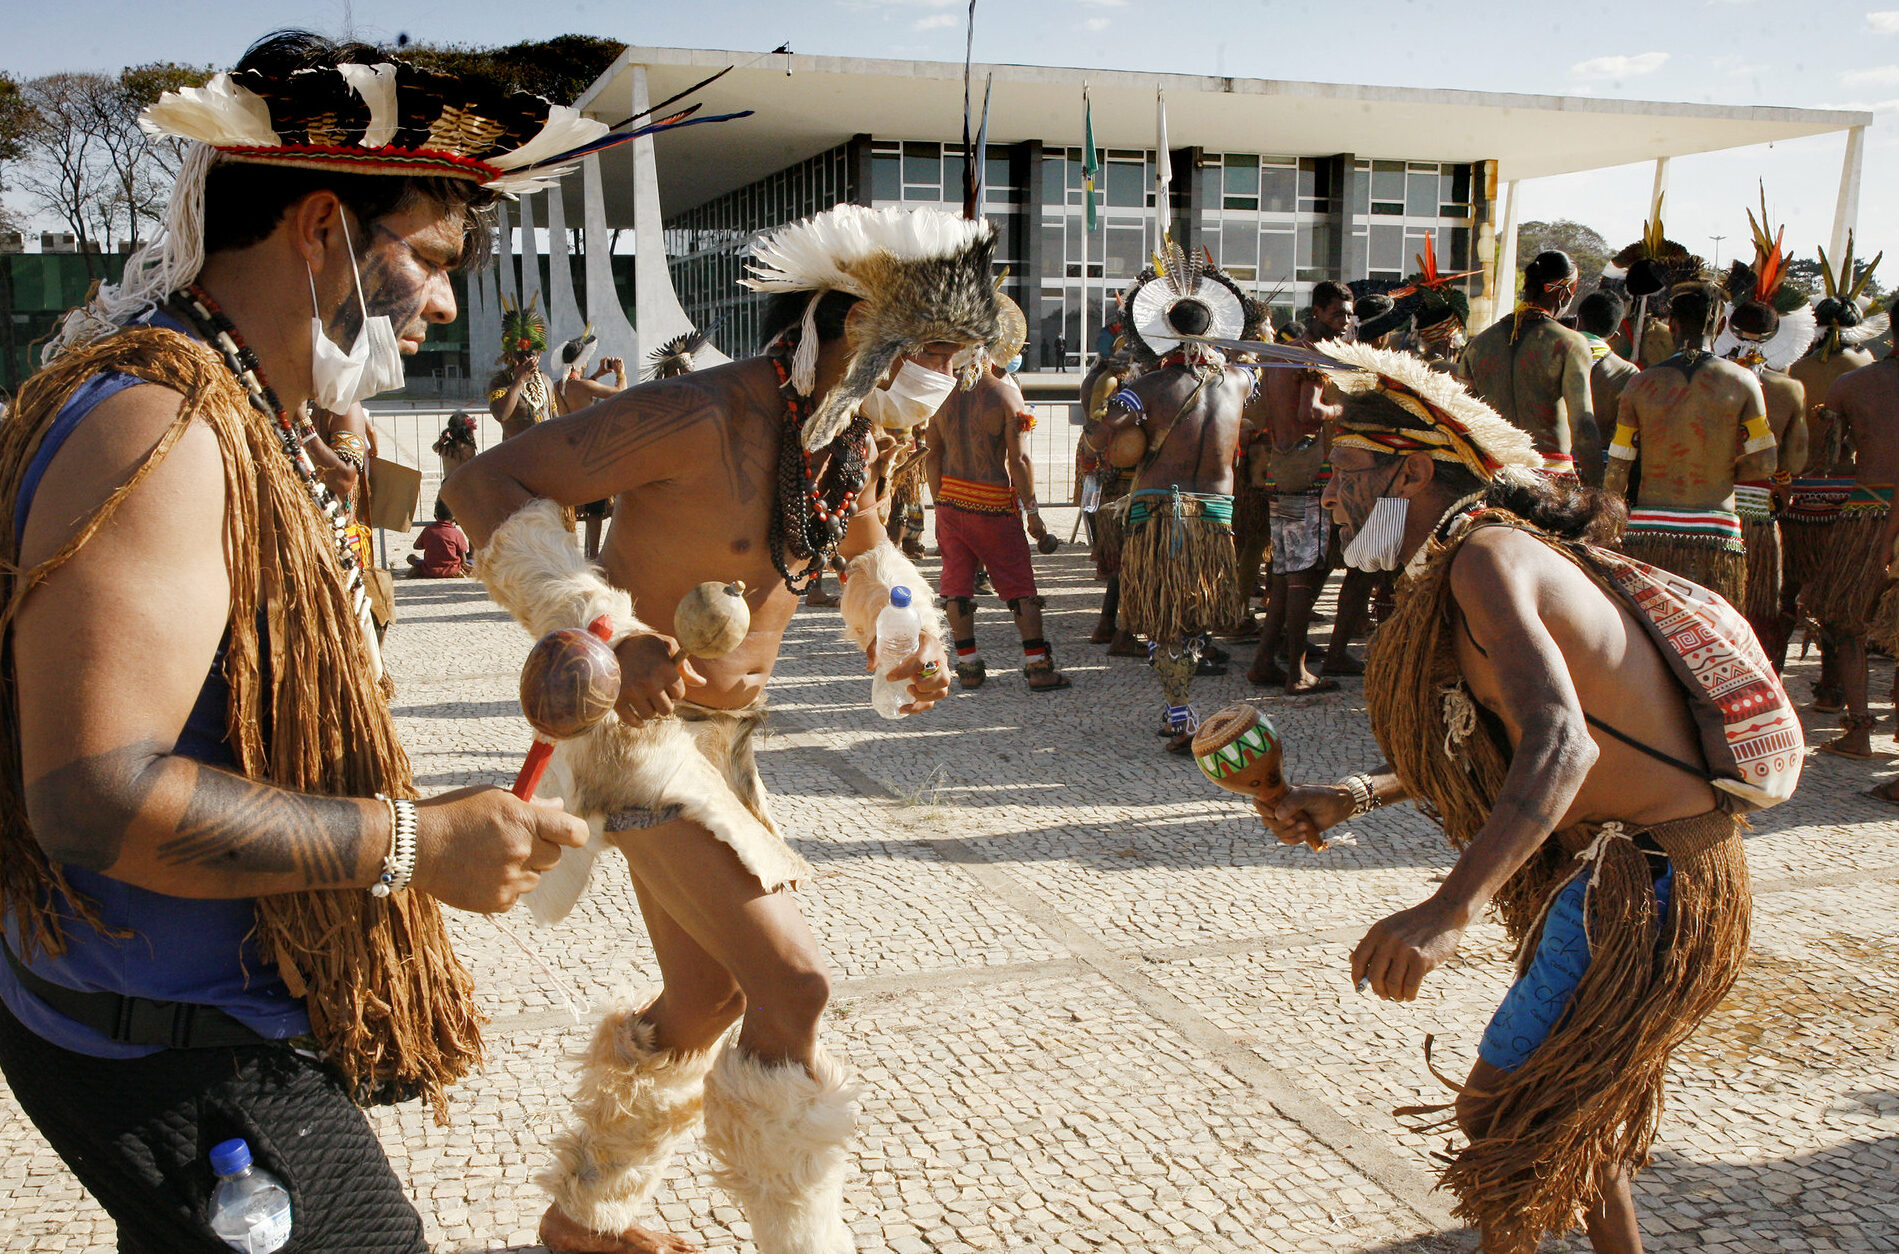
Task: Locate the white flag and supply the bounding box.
[1156,89,1172,243]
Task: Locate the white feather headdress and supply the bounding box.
[743,205,1004,450]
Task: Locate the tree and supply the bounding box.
[396,35,626,105]
[15,73,119,273]
[0,72,32,236]
[1516,219,1611,295]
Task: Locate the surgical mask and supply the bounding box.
[1006,354,1023,374]
[1342,496,1410,572]
[307,214,406,412]
[860,359,956,429]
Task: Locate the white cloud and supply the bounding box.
[1570,52,1670,80]
[1843,65,1899,87]
[914,12,957,27]
[1077,0,1128,6]
[1085,16,1112,28]
[1871,10,1899,32]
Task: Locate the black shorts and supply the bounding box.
[0,998,425,1254]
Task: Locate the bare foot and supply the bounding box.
[804,587,839,608]
[1089,618,1117,644]
[1165,730,1196,755]
[1865,779,1899,805]
[1107,631,1147,658]
[540,1204,702,1254]
[1819,728,1875,759]
[1321,650,1365,677]
[1286,672,1340,696]
[1247,662,1287,687]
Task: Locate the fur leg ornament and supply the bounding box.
[841,540,947,650]
[479,497,650,643]
[536,999,715,1235]
[702,1041,863,1254]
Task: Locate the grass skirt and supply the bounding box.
[1620,532,1746,608]
[1803,509,1891,633]
[1119,499,1243,641]
[1444,812,1750,1253]
[1740,518,1781,625]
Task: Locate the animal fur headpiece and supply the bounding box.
[1122,241,1246,367]
[498,295,547,361]
[1809,231,1888,360]
[645,329,709,381]
[1390,236,1477,330]
[45,52,750,364]
[1713,193,1816,372]
[742,204,1004,451]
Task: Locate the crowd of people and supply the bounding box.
[0,26,1883,1254]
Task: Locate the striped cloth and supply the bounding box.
[1840,483,1895,518]
[1540,451,1579,481]
[1732,481,1775,524]
[1624,505,1744,553]
[1784,476,1855,524]
[938,475,1019,516]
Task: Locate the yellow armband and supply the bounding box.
[1741,412,1775,455]
[1608,422,1639,461]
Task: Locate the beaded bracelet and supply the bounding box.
[371,794,419,898]
[1342,773,1383,819]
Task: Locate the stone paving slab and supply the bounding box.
[4,533,1898,1252]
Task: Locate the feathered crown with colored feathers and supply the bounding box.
[1713,190,1817,372]
[742,204,1004,450]
[1391,236,1478,329]
[1611,200,1706,297]
[498,294,547,359]
[139,59,751,195]
[1809,231,1889,361]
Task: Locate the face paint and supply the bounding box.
[309,213,405,410]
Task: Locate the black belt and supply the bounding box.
[2,940,269,1050]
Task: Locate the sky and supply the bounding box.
[4,0,1894,270]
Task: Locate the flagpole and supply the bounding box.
[1080,84,1090,376]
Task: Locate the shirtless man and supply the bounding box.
[1577,291,1640,434]
[926,361,1070,691]
[1247,280,1356,694]
[1785,280,1881,705]
[446,204,991,1254]
[1080,261,1251,749]
[1604,282,1775,607]
[1803,351,1899,756]
[555,331,629,559]
[1077,347,1140,650]
[1257,342,1774,1253]
[1460,250,1604,485]
[1723,296,1810,662]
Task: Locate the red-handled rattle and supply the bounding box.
[512,616,621,800]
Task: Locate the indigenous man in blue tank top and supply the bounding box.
[0,32,593,1253]
[1252,341,1787,1254]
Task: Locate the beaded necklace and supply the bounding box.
[171,285,384,679]
[766,330,872,593]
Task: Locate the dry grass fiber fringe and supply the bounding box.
[1741,518,1781,625]
[1804,510,1890,633]
[1620,533,1746,608]
[0,327,480,1119]
[1118,505,1244,640]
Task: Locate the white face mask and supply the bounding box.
[307,214,406,412]
[1342,496,1411,572]
[860,359,956,429]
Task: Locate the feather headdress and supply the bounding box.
[1810,230,1888,360]
[645,329,709,381]
[1176,335,1539,482]
[742,204,1004,450]
[1389,236,1478,330]
[1612,200,1705,297]
[47,54,751,364]
[1713,191,1817,372]
[1122,240,1246,366]
[498,294,547,360]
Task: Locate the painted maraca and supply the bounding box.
[1191,704,1323,851]
[513,616,621,800]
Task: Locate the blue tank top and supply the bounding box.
[0,314,311,1057]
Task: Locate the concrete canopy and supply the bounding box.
[576,45,1871,222]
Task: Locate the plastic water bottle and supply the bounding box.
[207,1138,292,1253]
[871,586,922,720]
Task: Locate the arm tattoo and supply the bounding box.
[158,768,366,885]
[27,742,366,886]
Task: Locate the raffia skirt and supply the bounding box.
[1620,531,1747,608]
[1117,492,1244,641]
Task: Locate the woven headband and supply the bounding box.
[1333,380,1505,478]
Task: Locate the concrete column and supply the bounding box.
[464,262,487,381]
[494,200,518,308]
[848,132,874,206]
[517,192,544,318]
[1830,125,1866,262]
[628,64,716,364]
[1173,146,1202,261]
[1649,156,1670,220]
[1489,178,1519,332]
[542,178,585,355]
[579,153,637,368]
[1022,138,1048,363]
[1330,152,1356,281]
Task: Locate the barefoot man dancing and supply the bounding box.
[447,204,995,1254]
[1255,342,1797,1254]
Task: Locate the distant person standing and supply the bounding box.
[1576,291,1640,435]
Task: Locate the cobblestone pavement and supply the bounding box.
[5,510,1898,1252]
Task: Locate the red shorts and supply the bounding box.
[937,503,1038,602]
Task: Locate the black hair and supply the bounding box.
[1277,320,1305,344]
[1814,296,1863,329]
[201,31,495,265]
[758,289,862,350]
[560,336,595,364]
[1523,250,1577,298]
[1342,389,1623,545]
[1355,293,1395,321]
[1729,299,1780,339]
[434,497,454,523]
[1310,280,1353,311]
[1669,281,1722,341]
[1575,290,1623,337]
